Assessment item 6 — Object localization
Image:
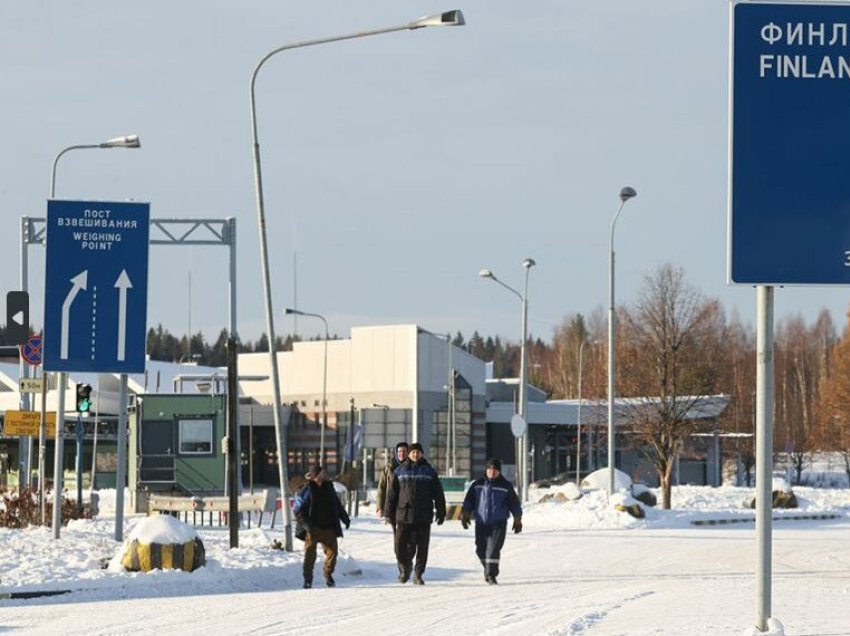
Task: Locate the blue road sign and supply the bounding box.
[43,200,150,373]
[730,1,850,285]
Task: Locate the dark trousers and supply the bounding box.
[475,521,507,579]
[303,527,338,581]
[395,522,431,576]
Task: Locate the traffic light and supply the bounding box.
[76,383,93,413]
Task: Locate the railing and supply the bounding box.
[148,489,275,528]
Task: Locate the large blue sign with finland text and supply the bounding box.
[730,2,850,284]
[43,199,150,373]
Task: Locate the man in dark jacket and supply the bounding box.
[384,442,446,585]
[461,458,522,585]
[293,465,351,589]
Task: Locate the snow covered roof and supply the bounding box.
[487,395,730,427]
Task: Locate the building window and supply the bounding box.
[178,419,213,455]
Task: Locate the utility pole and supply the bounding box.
[226,338,239,548]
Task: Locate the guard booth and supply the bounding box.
[130,394,227,510]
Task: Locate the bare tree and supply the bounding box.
[618,264,724,508]
[774,312,835,484]
[816,310,850,486]
[716,311,756,486]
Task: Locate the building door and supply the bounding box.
[139,420,175,483]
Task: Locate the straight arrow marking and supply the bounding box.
[60,271,88,360]
[115,270,132,362]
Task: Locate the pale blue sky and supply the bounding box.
[2,1,848,347]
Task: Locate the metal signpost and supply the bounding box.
[43,199,150,539]
[729,2,850,631]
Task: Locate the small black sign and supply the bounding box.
[6,291,29,345]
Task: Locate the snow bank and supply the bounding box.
[580,467,632,492]
[127,514,198,544]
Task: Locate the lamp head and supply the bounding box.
[409,9,465,29]
[102,134,140,148]
[284,308,301,316]
[478,268,494,279]
[522,258,536,269]
[619,186,637,203]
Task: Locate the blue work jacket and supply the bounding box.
[462,474,522,526]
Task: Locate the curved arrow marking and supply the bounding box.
[61,271,88,360]
[115,270,132,362]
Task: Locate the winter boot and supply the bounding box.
[398,565,410,583]
[413,574,425,585]
[486,575,498,585]
[325,575,336,588]
[303,577,312,589]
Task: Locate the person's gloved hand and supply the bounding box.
[436,516,445,526]
[512,517,522,534]
[344,519,350,529]
[461,511,471,530]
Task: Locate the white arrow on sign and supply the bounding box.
[60,270,88,360]
[114,269,132,362]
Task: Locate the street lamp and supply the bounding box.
[250,11,464,551]
[51,135,140,197]
[47,134,141,540]
[284,308,329,463]
[479,258,536,501]
[607,185,637,495]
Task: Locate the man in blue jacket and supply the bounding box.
[461,457,522,585]
[293,465,351,589]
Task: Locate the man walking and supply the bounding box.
[293,465,351,589]
[384,442,446,585]
[376,442,408,574]
[461,458,522,585]
[376,442,408,519]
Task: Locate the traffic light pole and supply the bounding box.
[75,412,83,515]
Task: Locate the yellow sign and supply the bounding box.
[4,410,57,438]
[19,378,43,393]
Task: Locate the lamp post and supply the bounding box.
[607,186,637,496]
[250,10,464,551]
[46,134,141,539]
[285,308,329,463]
[479,258,535,501]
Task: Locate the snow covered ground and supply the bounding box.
[2,484,849,635]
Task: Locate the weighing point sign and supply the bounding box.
[730,1,850,285]
[43,200,150,373]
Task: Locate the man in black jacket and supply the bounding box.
[293,465,351,589]
[384,442,446,585]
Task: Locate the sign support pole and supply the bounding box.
[114,374,128,541]
[52,372,67,539]
[38,368,47,525]
[755,285,775,631]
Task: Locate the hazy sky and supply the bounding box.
[2,1,848,347]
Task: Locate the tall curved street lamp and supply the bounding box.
[250,10,465,551]
[479,257,535,501]
[285,308,329,462]
[47,134,141,539]
[607,186,637,496]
